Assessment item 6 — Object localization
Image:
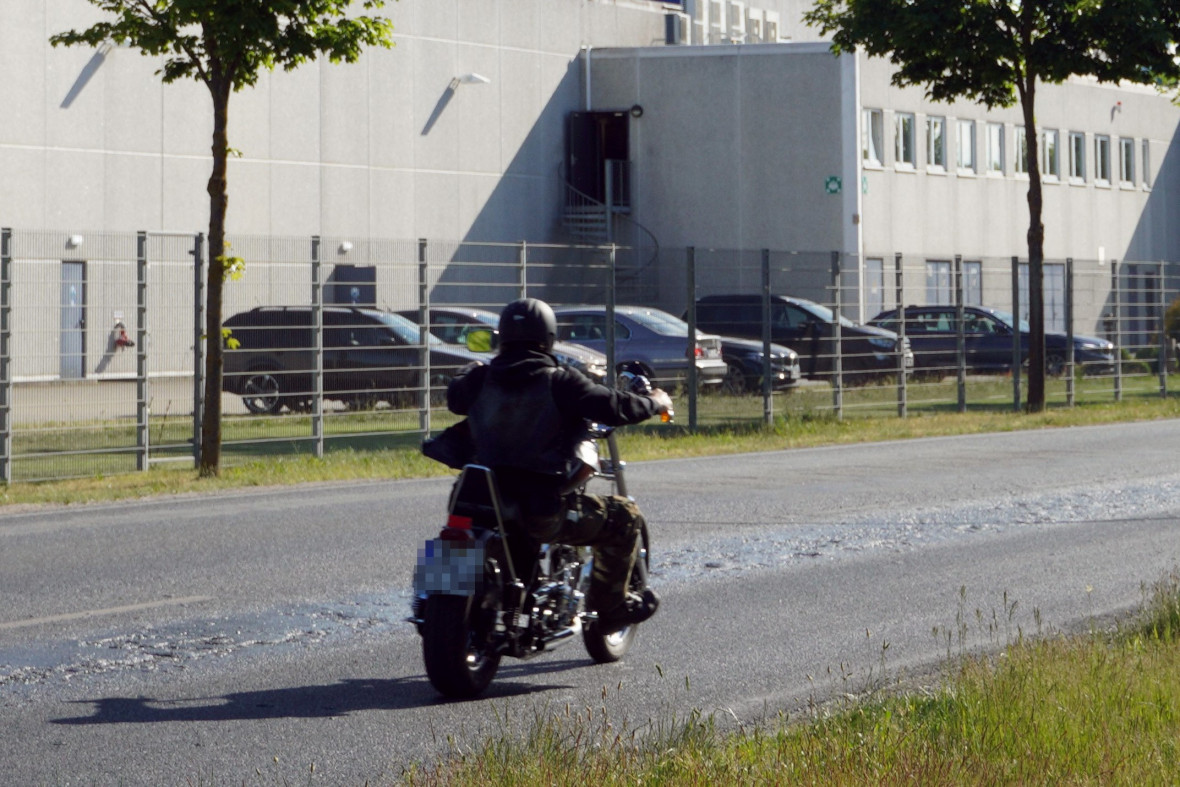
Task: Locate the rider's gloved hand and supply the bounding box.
[648,388,673,416]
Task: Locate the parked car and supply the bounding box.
[716,335,802,395]
[552,305,727,389]
[693,293,912,380]
[223,306,484,414]
[868,305,1116,376]
[394,306,608,381]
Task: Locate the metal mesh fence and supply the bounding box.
[1,228,1177,482]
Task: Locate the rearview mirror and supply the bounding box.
[465,328,496,353]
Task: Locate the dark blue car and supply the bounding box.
[868,305,1115,376]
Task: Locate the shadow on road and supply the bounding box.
[52,658,592,725]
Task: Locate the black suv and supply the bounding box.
[694,294,912,380]
[222,306,483,414]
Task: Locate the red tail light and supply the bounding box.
[439,514,473,540]
[686,345,704,358]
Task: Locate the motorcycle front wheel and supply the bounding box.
[421,595,501,698]
[582,525,650,664]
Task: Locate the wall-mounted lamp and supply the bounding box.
[339,241,354,254]
[67,235,84,248]
[460,73,491,85]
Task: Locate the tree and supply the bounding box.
[51,1,394,475]
[804,0,1180,411]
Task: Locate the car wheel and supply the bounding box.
[241,369,283,414]
[721,362,749,396]
[1046,352,1067,377]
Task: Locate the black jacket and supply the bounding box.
[447,347,659,520]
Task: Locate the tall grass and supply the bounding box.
[406,573,1180,785]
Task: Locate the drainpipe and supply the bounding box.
[583,45,592,111]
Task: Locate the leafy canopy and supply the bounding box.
[803,0,1180,106]
[50,0,393,91]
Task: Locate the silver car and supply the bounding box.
[553,305,727,389]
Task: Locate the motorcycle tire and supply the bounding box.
[421,594,501,698]
[582,525,651,664]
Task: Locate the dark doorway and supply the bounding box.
[566,111,630,206]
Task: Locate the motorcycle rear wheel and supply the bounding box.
[422,595,501,698]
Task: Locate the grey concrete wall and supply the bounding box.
[1,0,666,244]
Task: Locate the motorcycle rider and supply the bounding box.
[446,297,673,633]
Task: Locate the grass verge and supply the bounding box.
[405,572,1180,785]
[4,392,1180,508]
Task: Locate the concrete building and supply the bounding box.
[2,0,1177,382]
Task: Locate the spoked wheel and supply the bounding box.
[241,370,283,414]
[583,526,651,664]
[721,362,749,396]
[422,594,501,698]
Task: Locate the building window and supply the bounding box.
[1143,139,1152,188]
[895,112,916,168]
[1095,135,1111,184]
[963,261,983,306]
[927,115,946,171]
[1015,127,1029,174]
[1069,132,1086,182]
[1119,137,1135,185]
[1041,129,1059,180]
[986,123,1004,174]
[956,120,976,173]
[862,109,884,167]
[926,260,952,303]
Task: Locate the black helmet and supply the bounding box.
[498,297,557,351]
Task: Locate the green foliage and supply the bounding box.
[802,0,1180,105]
[49,0,394,92]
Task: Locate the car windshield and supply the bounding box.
[799,300,857,329]
[988,309,1031,333]
[623,308,705,337]
[373,311,443,346]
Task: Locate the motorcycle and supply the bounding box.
[410,371,665,699]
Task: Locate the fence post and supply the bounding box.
[0,228,11,483]
[831,251,842,420]
[895,252,906,418]
[136,232,150,471]
[192,233,205,468]
[606,244,617,381]
[518,240,528,299]
[1011,256,1022,412]
[685,247,698,430]
[761,249,773,426]
[311,236,324,457]
[1112,260,1122,402]
[1065,258,1075,406]
[418,238,431,435]
[955,254,965,413]
[1159,263,1168,397]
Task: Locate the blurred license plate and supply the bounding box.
[414,539,485,595]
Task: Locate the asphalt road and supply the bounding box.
[2,420,1180,785]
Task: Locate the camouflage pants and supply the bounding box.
[527,492,644,614]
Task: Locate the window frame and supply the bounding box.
[895,112,917,170]
[986,122,1004,175]
[1119,137,1135,186]
[956,119,976,174]
[1040,128,1059,181]
[862,108,884,168]
[1094,135,1111,185]
[926,115,947,172]
[1014,126,1029,176]
[1068,131,1086,183]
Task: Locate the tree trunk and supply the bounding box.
[1021,80,1046,413]
[199,75,231,477]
